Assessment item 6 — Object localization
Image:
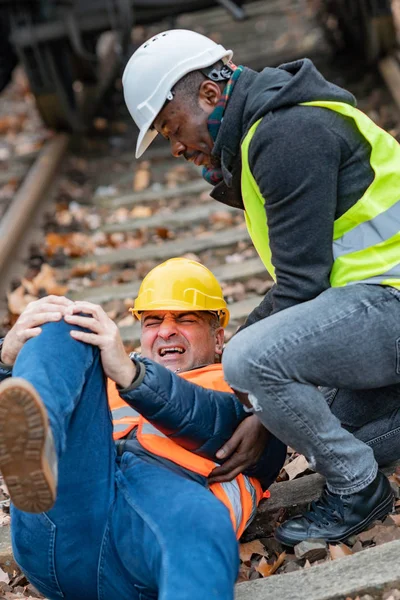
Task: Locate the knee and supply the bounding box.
[223,326,279,393]
[26,319,77,351]
[30,318,68,339]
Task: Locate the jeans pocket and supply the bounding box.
[396,338,400,375]
[11,510,64,598]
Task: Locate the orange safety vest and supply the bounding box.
[108,363,264,539]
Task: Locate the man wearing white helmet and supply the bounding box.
[123,30,400,547]
[0,258,286,600]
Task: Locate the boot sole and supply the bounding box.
[275,490,394,547]
[0,378,56,513]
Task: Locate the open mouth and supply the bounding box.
[158,347,186,357]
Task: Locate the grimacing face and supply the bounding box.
[140,310,224,372]
[153,80,223,168]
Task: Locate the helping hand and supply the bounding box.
[207,415,269,484]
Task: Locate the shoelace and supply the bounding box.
[304,488,346,527]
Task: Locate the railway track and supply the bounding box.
[1,5,400,598]
[0,131,272,347]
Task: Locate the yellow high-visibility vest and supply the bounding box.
[241,100,400,289]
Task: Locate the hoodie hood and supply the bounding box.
[210,58,356,209]
[244,58,356,127]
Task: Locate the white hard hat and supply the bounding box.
[122,29,233,158]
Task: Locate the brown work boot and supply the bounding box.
[0,378,57,513]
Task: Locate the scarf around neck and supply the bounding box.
[202,64,244,186]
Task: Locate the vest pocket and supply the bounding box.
[11,511,64,598]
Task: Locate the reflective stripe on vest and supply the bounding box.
[107,368,263,539]
[111,405,140,440]
[241,100,400,289]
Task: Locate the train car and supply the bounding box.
[1,1,396,132]
[318,0,396,63]
[0,0,247,131]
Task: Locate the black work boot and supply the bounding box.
[0,378,58,513]
[275,470,394,547]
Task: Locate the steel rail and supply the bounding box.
[0,134,70,277]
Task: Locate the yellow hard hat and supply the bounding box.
[131,257,230,327]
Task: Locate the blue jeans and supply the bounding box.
[223,284,400,495]
[10,320,239,600]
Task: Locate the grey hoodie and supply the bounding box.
[210,59,375,326]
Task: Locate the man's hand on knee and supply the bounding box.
[1,295,73,366]
[64,301,137,388]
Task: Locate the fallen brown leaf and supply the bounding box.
[109,233,125,247]
[329,543,353,560]
[7,286,37,315]
[209,211,235,227]
[130,205,152,219]
[0,115,26,134]
[22,264,68,296]
[239,540,267,563]
[70,262,97,277]
[45,232,95,258]
[96,264,111,275]
[155,227,172,240]
[255,552,286,577]
[283,455,310,480]
[133,162,151,191]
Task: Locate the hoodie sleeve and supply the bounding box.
[119,357,248,459]
[238,286,274,331]
[247,106,341,315]
[244,433,287,490]
[0,367,11,381]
